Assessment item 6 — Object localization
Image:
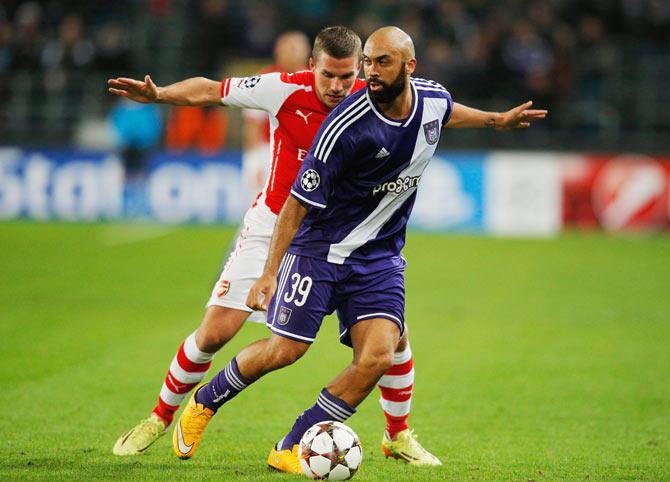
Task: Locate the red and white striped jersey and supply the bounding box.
[221,71,366,214]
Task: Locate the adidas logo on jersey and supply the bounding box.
[375,147,390,158]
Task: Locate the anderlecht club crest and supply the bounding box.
[423,119,439,145]
[278,306,292,325]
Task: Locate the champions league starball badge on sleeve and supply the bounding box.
[301,169,321,191]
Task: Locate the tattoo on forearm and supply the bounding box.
[486,117,496,128]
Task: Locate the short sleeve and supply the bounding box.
[414,78,454,127]
[220,72,302,116]
[290,101,360,209]
[441,89,454,127]
[290,151,342,209]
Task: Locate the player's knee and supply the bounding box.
[267,336,309,368]
[196,330,228,353]
[196,307,246,352]
[195,328,226,353]
[355,349,394,378]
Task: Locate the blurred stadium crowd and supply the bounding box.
[1,0,669,151]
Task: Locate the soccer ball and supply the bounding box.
[298,421,362,480]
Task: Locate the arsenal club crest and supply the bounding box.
[423,119,440,145]
[216,279,230,297]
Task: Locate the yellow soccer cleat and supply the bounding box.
[381,429,442,466]
[112,413,167,456]
[172,388,215,459]
[267,443,303,474]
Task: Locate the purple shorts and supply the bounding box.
[266,253,406,347]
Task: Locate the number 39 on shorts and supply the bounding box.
[284,273,313,307]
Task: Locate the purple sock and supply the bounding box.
[278,388,356,450]
[195,357,254,411]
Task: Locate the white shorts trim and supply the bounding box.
[267,324,315,343]
[205,299,268,324]
[356,312,403,324]
[207,298,252,313]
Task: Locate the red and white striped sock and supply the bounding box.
[377,344,414,440]
[151,332,215,425]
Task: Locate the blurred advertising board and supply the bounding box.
[412,151,563,236]
[412,152,485,232]
[562,154,670,233]
[0,148,124,221]
[484,152,563,236]
[0,148,246,224]
[2,147,667,234]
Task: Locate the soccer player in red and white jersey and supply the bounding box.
[108,26,439,466]
[241,31,310,203]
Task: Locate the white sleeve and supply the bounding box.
[220,72,299,116]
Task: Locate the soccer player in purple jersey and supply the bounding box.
[173,26,547,472]
[110,27,441,465]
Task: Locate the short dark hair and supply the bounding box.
[312,26,362,62]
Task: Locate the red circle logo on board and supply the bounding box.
[592,155,667,232]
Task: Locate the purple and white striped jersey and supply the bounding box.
[289,77,453,265]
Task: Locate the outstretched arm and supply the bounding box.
[107,75,221,106]
[246,196,308,311]
[446,101,547,130]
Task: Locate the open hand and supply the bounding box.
[497,101,547,130]
[108,75,160,103]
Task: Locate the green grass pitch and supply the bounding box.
[1,221,668,480]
